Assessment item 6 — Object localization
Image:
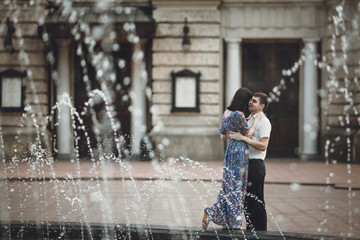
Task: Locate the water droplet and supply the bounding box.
[124,77,130,86]
[290,183,301,191]
[112,43,120,51]
[125,7,132,15]
[304,124,311,132]
[92,26,105,40]
[97,69,104,78]
[118,59,126,69]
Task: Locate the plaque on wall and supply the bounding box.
[0,69,27,112]
[171,69,201,112]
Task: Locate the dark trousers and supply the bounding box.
[244,159,267,231]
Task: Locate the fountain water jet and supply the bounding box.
[0,0,359,239]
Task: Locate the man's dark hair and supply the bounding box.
[227,87,252,115]
[253,92,269,112]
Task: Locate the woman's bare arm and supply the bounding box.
[244,112,264,138]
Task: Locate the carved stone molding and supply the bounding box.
[222,3,326,38]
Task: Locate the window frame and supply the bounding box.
[171,69,201,113]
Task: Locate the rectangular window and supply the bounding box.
[0,69,27,112]
[1,77,22,108]
[175,76,196,108]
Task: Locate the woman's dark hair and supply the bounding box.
[227,87,252,115]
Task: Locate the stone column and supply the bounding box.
[225,38,242,106]
[130,40,147,156]
[55,39,72,160]
[301,38,320,157]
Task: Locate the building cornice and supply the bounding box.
[221,0,326,7]
[152,0,222,7]
[222,0,325,3]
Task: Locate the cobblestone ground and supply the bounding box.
[0,160,359,239]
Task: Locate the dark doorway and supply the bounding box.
[242,41,300,157]
[74,43,132,158]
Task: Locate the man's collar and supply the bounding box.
[249,112,261,119]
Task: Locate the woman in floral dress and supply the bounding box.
[202,87,263,229]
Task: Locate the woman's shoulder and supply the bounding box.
[223,109,233,119]
[223,110,246,120]
[233,110,246,118]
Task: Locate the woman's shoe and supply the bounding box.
[202,211,210,230]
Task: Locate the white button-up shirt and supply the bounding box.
[247,113,272,160]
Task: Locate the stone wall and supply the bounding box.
[151,3,223,161]
[322,0,360,162]
[0,3,49,158]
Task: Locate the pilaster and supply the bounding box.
[301,37,320,158]
[225,38,242,106]
[55,39,72,160]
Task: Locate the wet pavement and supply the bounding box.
[0,158,359,239]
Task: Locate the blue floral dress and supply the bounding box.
[204,110,249,228]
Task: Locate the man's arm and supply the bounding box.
[242,137,269,151]
[227,132,269,151]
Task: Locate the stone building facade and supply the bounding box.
[323,0,360,162]
[151,1,223,160]
[0,3,48,158]
[0,0,359,162]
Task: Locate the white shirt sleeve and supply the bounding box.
[259,118,271,139]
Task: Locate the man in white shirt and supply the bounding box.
[228,92,271,231]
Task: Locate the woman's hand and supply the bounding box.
[220,134,228,141]
[228,131,244,141]
[255,112,265,121]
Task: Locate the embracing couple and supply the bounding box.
[202,88,271,232]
